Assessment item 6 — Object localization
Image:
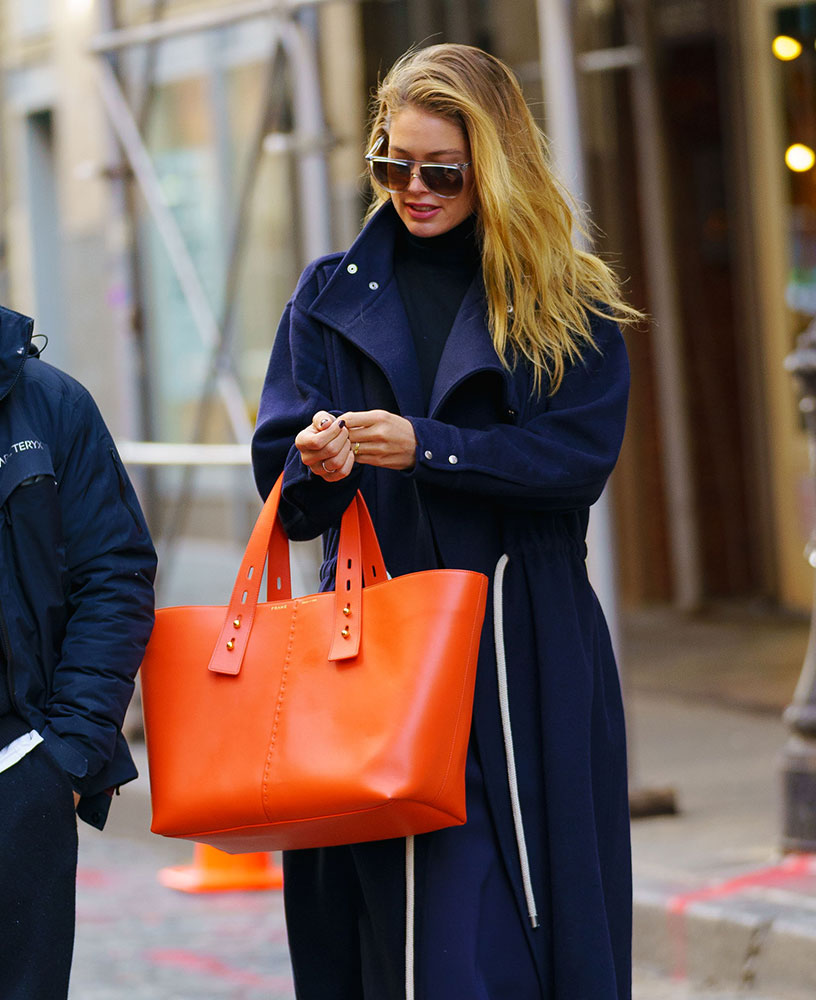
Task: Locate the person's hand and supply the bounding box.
[295,411,354,481]
[341,410,417,471]
[73,791,80,808]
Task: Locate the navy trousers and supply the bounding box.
[0,743,78,1000]
[283,746,545,999]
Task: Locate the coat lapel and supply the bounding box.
[308,205,425,417]
[427,278,508,419]
[308,202,513,419]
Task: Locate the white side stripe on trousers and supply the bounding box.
[405,834,415,1000]
[494,554,540,930]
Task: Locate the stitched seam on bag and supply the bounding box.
[428,582,486,808]
[262,601,297,818]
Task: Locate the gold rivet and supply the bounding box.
[226,639,235,651]
[343,605,351,617]
[233,617,241,628]
[341,628,350,639]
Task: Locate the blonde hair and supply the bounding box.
[365,43,641,393]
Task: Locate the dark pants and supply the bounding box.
[0,743,78,1000]
[283,747,543,999]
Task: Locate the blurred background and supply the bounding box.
[6,3,816,995]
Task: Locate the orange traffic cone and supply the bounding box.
[158,844,284,893]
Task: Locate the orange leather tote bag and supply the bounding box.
[140,474,488,854]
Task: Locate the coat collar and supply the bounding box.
[308,203,511,418]
[0,305,34,403]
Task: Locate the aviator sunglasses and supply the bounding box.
[365,136,471,199]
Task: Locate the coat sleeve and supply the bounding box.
[407,319,630,512]
[40,388,156,787]
[251,261,363,539]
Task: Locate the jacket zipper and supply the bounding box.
[0,504,21,718]
[0,596,19,717]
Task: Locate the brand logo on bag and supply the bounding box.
[0,439,45,469]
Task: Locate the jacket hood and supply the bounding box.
[0,305,35,402]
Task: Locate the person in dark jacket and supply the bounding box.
[0,304,156,999]
[252,44,640,999]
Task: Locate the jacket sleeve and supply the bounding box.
[407,319,630,512]
[40,388,156,787]
[252,263,363,539]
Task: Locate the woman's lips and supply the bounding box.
[405,202,441,220]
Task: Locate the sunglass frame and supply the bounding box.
[365,150,471,199]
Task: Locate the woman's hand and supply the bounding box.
[295,411,354,481]
[341,410,417,470]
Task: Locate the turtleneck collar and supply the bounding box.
[395,214,481,270]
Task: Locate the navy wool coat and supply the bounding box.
[252,203,632,998]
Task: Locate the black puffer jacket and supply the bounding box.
[0,305,156,828]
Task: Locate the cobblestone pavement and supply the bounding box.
[69,825,789,1000]
[69,828,294,1000]
[632,970,784,999]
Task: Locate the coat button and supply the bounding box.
[347,263,358,274]
[448,455,458,464]
[369,281,379,290]
[507,408,516,419]
[424,450,433,460]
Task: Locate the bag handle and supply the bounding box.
[209,474,386,675]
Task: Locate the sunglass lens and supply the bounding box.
[420,164,464,197]
[370,158,411,192]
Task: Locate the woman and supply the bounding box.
[252,43,638,1000]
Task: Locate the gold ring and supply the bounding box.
[353,442,360,456]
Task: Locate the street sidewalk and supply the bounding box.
[69,604,816,998]
[625,606,816,999]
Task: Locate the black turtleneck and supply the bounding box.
[394,215,480,412]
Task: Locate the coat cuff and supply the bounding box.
[406,417,467,481]
[41,726,89,780]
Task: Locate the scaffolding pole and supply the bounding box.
[537,0,677,818]
[536,0,623,663]
[96,56,254,444]
[89,0,352,54]
[621,0,703,610]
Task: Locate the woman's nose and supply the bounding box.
[406,169,429,193]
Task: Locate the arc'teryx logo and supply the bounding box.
[0,439,45,469]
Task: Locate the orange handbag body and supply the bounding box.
[140,475,488,854]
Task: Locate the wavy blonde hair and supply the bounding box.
[365,43,641,392]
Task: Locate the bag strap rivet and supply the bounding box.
[341,628,351,639]
[343,605,351,617]
[233,617,242,629]
[226,639,235,651]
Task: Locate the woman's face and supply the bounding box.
[386,106,475,238]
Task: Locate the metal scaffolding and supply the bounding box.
[91,0,340,547]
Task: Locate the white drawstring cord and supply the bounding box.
[405,834,415,1000]
[494,554,540,930]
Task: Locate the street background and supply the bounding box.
[4,1,816,997]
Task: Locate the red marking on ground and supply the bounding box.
[76,868,113,888]
[144,949,291,989]
[667,854,815,979]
